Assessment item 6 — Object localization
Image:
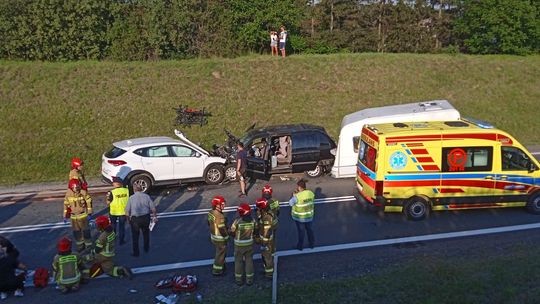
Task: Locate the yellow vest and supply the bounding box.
[109,187,129,216]
[291,190,315,221]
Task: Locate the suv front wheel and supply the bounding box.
[205,164,225,185]
[305,164,323,178]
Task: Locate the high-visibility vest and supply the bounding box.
[55,254,81,285]
[291,190,315,221]
[109,187,129,216]
[95,231,116,257]
[269,199,280,228]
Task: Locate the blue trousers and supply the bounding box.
[295,220,314,249]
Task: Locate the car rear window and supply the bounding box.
[104,146,127,158]
[358,140,377,171]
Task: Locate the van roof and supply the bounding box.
[341,100,459,129]
[367,119,498,135]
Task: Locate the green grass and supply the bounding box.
[1,53,539,185]
[198,245,540,304]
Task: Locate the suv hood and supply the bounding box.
[174,129,210,156]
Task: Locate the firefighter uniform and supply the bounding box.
[64,189,93,251]
[52,252,83,292]
[269,198,280,253]
[69,169,88,194]
[257,210,274,278]
[230,216,257,285]
[208,209,229,275]
[107,187,129,244]
[88,227,131,278]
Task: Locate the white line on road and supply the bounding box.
[0,196,356,233]
[130,221,540,273]
[532,151,540,155]
[25,221,540,288]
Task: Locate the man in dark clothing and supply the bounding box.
[0,237,26,299]
[125,184,157,257]
[236,142,248,197]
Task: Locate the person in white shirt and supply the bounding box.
[279,26,287,57]
[270,31,278,56]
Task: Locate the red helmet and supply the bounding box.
[57,237,72,253]
[262,184,273,199]
[211,196,226,207]
[238,203,251,216]
[256,198,268,209]
[68,179,81,191]
[95,215,111,230]
[71,157,83,169]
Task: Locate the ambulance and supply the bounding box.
[355,119,540,220]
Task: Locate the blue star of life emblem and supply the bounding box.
[390,151,407,170]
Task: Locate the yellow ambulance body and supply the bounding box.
[355,119,540,220]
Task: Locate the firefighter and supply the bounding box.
[255,198,274,278]
[262,184,279,253]
[230,203,257,286]
[106,177,129,245]
[64,179,93,251]
[86,216,133,279]
[207,196,229,276]
[69,157,88,192]
[52,237,84,294]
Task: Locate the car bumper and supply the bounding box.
[101,174,112,185]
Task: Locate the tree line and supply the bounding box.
[0,0,538,61]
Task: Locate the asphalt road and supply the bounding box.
[2,173,540,273]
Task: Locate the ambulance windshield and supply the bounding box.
[358,140,377,171]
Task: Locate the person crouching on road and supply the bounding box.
[69,157,88,193]
[208,196,229,276]
[289,179,315,250]
[85,216,133,279]
[261,184,279,253]
[52,237,84,294]
[64,179,93,251]
[106,177,129,245]
[230,203,257,286]
[255,198,274,278]
[125,184,157,257]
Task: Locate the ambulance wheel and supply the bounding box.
[405,196,429,221]
[526,192,540,214]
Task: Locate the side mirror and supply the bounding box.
[529,162,537,173]
[195,152,202,158]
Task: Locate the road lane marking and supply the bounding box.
[532,151,540,155]
[24,221,540,288]
[0,196,356,233]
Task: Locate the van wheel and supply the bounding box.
[526,192,540,214]
[205,164,224,185]
[305,164,323,178]
[405,196,430,221]
[130,174,152,193]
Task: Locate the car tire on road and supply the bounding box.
[224,164,237,182]
[205,164,224,185]
[305,164,323,178]
[526,192,540,214]
[130,174,152,193]
[405,196,430,221]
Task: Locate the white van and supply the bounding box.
[331,100,461,178]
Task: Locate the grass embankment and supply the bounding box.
[201,245,540,304]
[0,54,539,185]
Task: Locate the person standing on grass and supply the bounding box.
[236,142,248,197]
[279,26,288,57]
[289,179,315,250]
[270,31,278,56]
[125,184,157,257]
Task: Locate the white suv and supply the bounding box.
[101,130,227,192]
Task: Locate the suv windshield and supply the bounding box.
[105,146,127,158]
[358,140,377,171]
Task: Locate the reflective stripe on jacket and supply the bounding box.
[208,210,229,242]
[291,190,315,221]
[231,218,256,247]
[96,230,116,257]
[53,254,81,285]
[64,190,93,217]
[109,187,129,216]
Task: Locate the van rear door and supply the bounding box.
[357,129,379,200]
